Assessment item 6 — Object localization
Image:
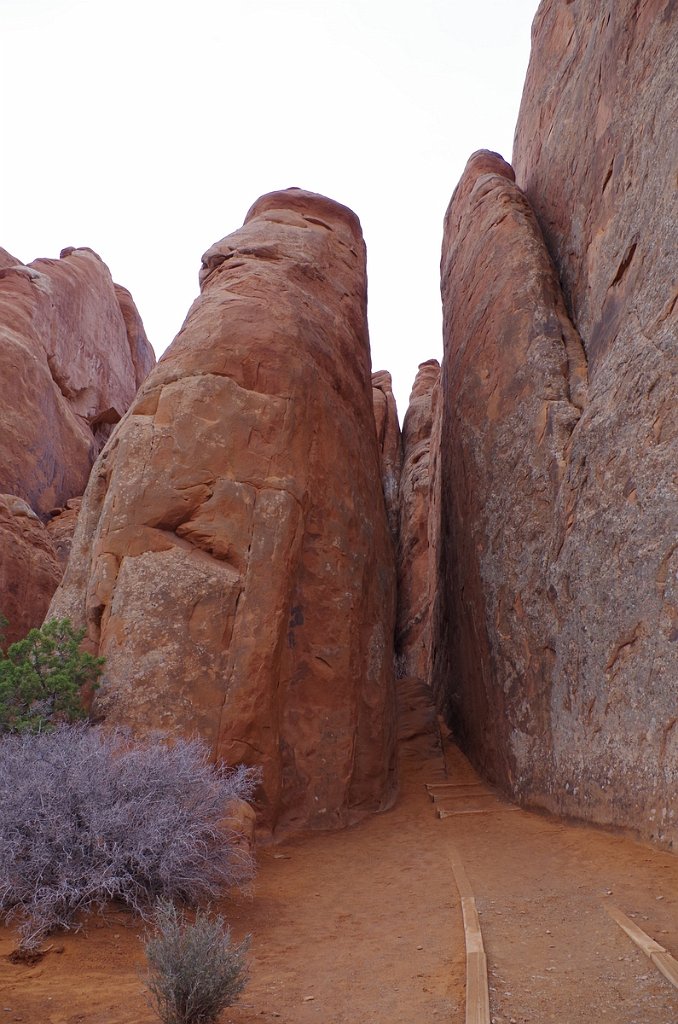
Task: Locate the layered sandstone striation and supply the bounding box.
[372,370,402,546]
[50,189,397,835]
[0,246,154,518]
[433,0,677,847]
[396,360,439,680]
[0,495,62,648]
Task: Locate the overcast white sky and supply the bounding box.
[1,0,538,419]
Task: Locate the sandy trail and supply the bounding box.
[1,679,676,1023]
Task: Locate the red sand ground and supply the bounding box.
[1,681,677,1023]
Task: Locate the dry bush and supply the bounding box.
[0,725,258,949]
[145,899,249,1024]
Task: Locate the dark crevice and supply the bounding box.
[610,242,637,288]
[45,353,77,404]
[303,216,334,231]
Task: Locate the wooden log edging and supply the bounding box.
[607,905,678,990]
[449,846,491,1024]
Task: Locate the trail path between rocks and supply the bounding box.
[1,678,677,1023]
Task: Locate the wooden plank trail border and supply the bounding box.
[449,846,491,1024]
[607,905,678,990]
[426,781,521,818]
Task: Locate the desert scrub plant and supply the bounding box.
[0,617,103,733]
[145,898,249,1024]
[0,724,258,949]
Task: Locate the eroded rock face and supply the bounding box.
[46,498,82,570]
[372,370,402,546]
[506,0,678,845]
[0,249,18,271]
[513,0,677,375]
[114,283,156,388]
[50,189,397,836]
[0,247,154,518]
[434,0,677,850]
[396,360,439,680]
[433,148,588,811]
[0,495,61,647]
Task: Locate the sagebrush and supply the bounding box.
[0,618,103,733]
[0,725,258,948]
[145,899,249,1024]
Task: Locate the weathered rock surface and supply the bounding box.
[0,495,61,647]
[505,0,678,845]
[0,248,18,271]
[0,247,154,518]
[114,283,156,388]
[46,498,82,570]
[433,0,677,850]
[433,148,588,815]
[396,360,439,680]
[372,370,402,546]
[513,0,677,375]
[50,189,397,836]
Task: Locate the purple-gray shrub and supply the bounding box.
[0,725,258,948]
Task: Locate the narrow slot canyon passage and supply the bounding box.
[0,4,675,1021]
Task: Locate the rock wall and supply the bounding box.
[396,360,439,680]
[0,496,62,648]
[372,369,402,547]
[513,0,676,374]
[50,189,397,836]
[0,246,153,641]
[432,0,677,847]
[0,246,154,518]
[46,499,82,570]
[510,0,678,844]
[433,148,587,806]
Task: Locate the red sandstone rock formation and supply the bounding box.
[372,370,402,546]
[0,247,154,518]
[50,189,397,836]
[0,495,61,648]
[433,148,588,807]
[114,283,156,389]
[396,360,439,680]
[433,0,677,847]
[46,498,82,570]
[0,249,18,271]
[508,0,678,844]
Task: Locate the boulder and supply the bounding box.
[0,246,154,518]
[396,360,439,680]
[50,189,397,836]
[0,495,61,648]
[372,369,402,546]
